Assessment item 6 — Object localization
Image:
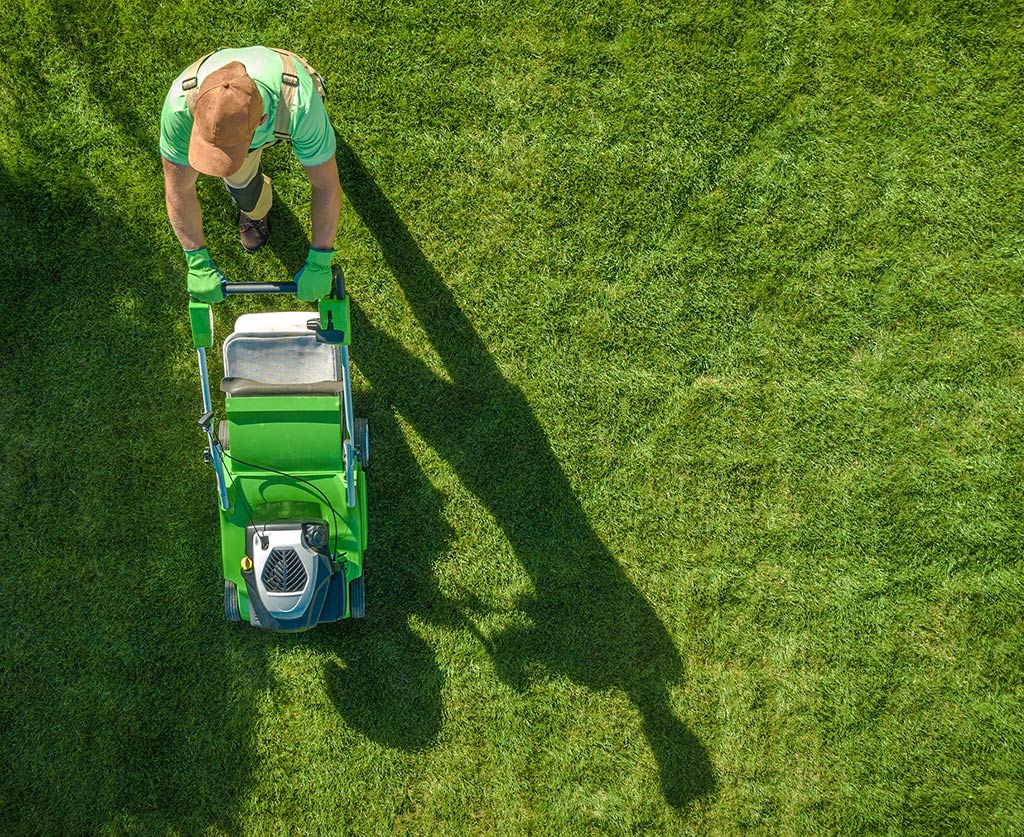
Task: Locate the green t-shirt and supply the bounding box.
[160,46,336,169]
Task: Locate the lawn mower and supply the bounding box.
[187,266,367,631]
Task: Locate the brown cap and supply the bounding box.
[188,62,263,176]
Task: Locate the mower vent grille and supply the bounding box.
[261,548,308,593]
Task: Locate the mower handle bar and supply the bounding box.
[223,281,297,295]
[220,266,346,299]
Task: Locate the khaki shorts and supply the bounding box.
[223,147,274,220]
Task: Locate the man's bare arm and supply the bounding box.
[162,157,205,250]
[305,156,342,251]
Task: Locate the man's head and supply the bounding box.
[188,62,264,177]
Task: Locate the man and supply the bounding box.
[160,46,341,303]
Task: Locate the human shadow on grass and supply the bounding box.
[330,142,716,808]
[0,161,268,834]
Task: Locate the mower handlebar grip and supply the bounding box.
[222,281,298,296]
[219,267,344,300]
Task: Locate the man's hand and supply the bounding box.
[185,247,226,303]
[295,248,335,301]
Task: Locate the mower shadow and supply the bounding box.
[331,142,716,808]
[0,162,267,833]
[306,405,451,751]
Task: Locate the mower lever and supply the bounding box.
[308,311,345,344]
[331,265,346,299]
[198,410,214,432]
[315,329,345,345]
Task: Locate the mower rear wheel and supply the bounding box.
[218,420,229,450]
[353,417,369,469]
[349,574,365,619]
[224,580,240,622]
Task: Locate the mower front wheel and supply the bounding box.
[224,580,240,622]
[349,573,365,619]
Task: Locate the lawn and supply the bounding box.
[1,0,1022,833]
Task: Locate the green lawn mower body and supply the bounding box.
[188,269,367,631]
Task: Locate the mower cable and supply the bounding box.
[219,447,270,549]
[217,449,342,561]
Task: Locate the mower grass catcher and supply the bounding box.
[188,267,367,631]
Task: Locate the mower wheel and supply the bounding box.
[218,420,229,450]
[353,417,369,469]
[349,574,365,619]
[224,580,240,622]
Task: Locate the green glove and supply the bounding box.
[295,248,335,302]
[184,247,226,303]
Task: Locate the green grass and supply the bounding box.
[2,0,1023,833]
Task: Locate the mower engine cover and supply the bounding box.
[240,520,347,631]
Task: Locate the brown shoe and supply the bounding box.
[239,212,269,253]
